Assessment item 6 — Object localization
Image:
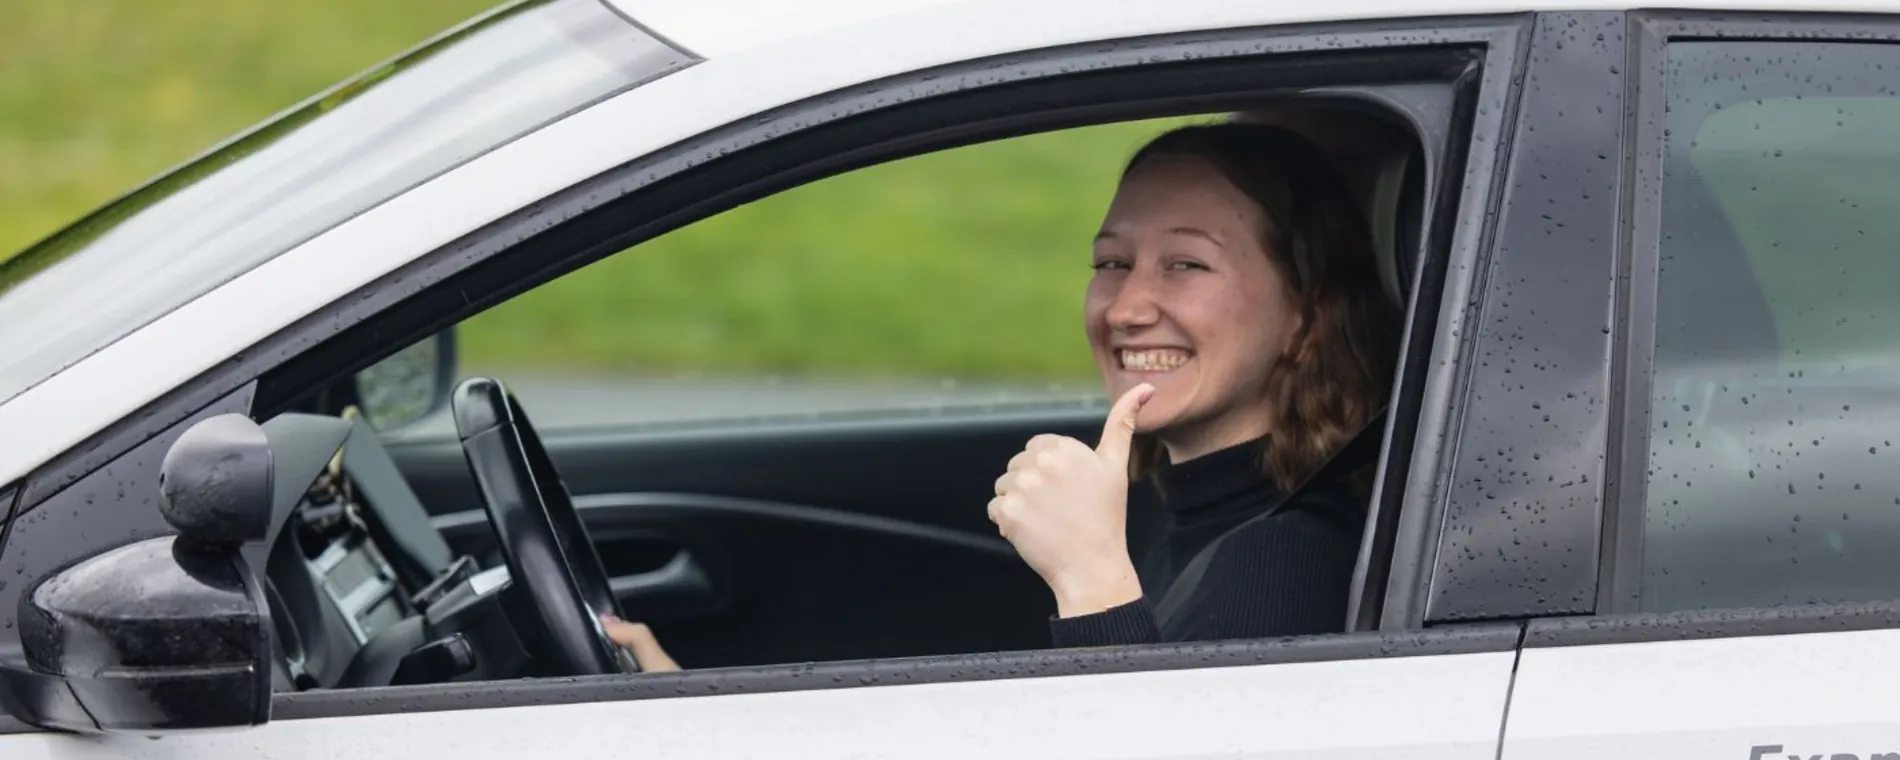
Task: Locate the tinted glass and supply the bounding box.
[1642,41,1900,612]
[0,0,686,406]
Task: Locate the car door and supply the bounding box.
[1502,12,1900,758]
[2,3,1541,757]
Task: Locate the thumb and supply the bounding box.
[1095,383,1155,467]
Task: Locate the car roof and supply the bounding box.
[608,0,1900,58]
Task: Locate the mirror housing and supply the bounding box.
[353,328,457,431]
[0,414,276,734]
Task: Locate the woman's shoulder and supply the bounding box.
[1271,477,1367,539]
[1240,501,1362,548]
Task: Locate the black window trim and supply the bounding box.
[0,486,16,570]
[1418,10,1632,625]
[0,14,1533,730]
[1599,11,1900,622]
[1360,23,1530,632]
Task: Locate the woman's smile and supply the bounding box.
[1117,347,1192,373]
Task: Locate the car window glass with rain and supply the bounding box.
[1643,40,1900,612]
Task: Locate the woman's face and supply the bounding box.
[1085,152,1303,462]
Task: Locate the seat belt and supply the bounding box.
[1150,406,1389,632]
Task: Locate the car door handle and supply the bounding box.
[609,548,717,616]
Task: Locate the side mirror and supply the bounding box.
[0,414,276,734]
[353,328,457,431]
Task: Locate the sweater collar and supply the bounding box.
[1149,434,1279,517]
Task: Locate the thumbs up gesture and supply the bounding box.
[988,383,1154,618]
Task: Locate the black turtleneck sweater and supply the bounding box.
[1047,436,1365,647]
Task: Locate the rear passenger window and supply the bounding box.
[1642,41,1900,612]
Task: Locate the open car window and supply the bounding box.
[442,121,1183,435]
[417,105,1427,440]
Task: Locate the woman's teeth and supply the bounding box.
[1120,349,1190,372]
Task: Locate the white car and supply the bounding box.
[3,0,1899,757]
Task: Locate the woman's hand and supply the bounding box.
[989,383,1154,618]
[600,614,681,672]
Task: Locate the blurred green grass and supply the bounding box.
[2,0,1189,382]
[460,118,1192,381]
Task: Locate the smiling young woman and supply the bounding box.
[988,122,1403,646]
[603,121,1403,668]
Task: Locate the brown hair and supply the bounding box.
[1122,122,1402,491]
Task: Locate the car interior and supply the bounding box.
[250,100,1434,691]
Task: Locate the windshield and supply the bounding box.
[0,0,690,406]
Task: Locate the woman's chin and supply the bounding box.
[1105,376,1179,427]
[1131,401,1184,436]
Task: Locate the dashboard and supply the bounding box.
[258,413,534,691]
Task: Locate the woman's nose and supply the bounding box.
[1105,269,1162,329]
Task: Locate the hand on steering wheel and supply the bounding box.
[450,377,646,676]
[600,614,680,672]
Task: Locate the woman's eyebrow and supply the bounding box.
[1094,227,1224,244]
[1166,226,1224,246]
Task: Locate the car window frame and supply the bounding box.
[1413,10,1633,626]
[266,26,1524,643]
[0,14,1530,730]
[1597,11,1900,623]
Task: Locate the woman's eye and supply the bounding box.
[1091,260,1130,271]
[1167,260,1209,271]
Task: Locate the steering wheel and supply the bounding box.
[449,377,639,676]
